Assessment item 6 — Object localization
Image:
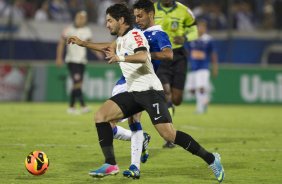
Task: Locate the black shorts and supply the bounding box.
[156,47,187,90]
[110,90,172,125]
[67,63,85,83]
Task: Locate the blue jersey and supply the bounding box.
[143,25,172,71]
[116,25,172,85]
[185,33,216,71]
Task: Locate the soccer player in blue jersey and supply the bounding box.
[110,0,173,178]
[185,20,218,114]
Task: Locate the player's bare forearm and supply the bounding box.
[82,41,112,52]
[123,51,148,63]
[151,48,173,61]
[106,50,148,64]
[67,36,113,52]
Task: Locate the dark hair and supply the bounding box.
[133,0,155,14]
[106,3,133,26]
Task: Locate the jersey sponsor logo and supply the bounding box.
[132,31,144,47]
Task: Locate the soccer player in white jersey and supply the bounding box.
[109,0,173,178]
[67,3,225,183]
[56,11,91,114]
[185,20,218,114]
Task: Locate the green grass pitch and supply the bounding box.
[0,103,281,184]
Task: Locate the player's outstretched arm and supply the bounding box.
[67,36,114,52]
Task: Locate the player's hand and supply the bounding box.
[105,48,119,64]
[173,36,185,45]
[67,36,83,46]
[106,55,120,64]
[102,47,111,54]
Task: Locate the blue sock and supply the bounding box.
[112,126,117,135]
[129,122,142,131]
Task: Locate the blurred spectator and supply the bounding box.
[193,3,227,30]
[49,0,71,22]
[0,0,278,30]
[207,3,227,30]
[0,0,7,16]
[22,0,37,18]
[96,0,115,25]
[34,0,49,21]
[232,1,256,31]
[193,3,208,18]
[67,0,85,19]
[261,0,275,29]
[2,0,25,22]
[96,0,124,25]
[85,0,97,23]
[274,0,282,29]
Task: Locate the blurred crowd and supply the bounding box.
[0,0,281,31]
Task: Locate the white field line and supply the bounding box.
[0,144,282,152]
[179,125,282,133]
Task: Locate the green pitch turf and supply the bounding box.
[0,103,281,184]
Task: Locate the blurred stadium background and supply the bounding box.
[0,0,282,103]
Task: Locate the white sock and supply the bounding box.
[196,91,208,113]
[131,130,143,169]
[113,125,131,141]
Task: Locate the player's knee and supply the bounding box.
[94,110,107,123]
[199,88,205,93]
[190,90,195,95]
[159,131,175,142]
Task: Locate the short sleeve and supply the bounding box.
[85,27,93,40]
[61,27,70,39]
[184,7,196,27]
[130,30,147,53]
[156,31,172,50]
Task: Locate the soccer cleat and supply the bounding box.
[141,132,151,163]
[89,163,119,178]
[162,141,176,148]
[81,106,91,114]
[123,164,140,179]
[67,107,80,115]
[209,153,225,183]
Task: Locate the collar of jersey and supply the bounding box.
[144,25,163,32]
[157,1,177,13]
[121,26,133,36]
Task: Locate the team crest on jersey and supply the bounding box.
[171,21,179,31]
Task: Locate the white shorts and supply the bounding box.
[112,83,127,96]
[187,69,210,91]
